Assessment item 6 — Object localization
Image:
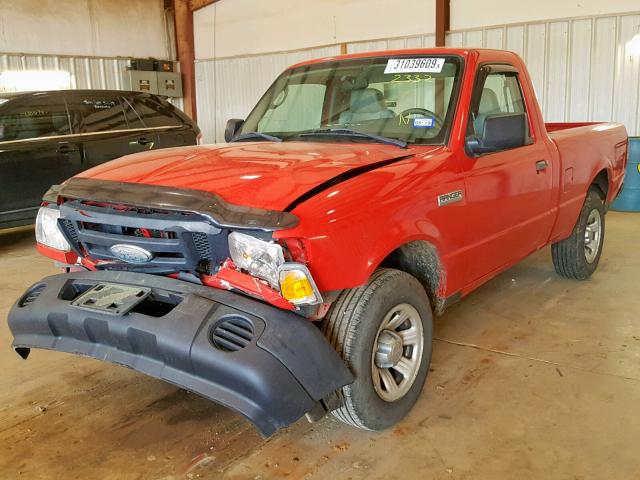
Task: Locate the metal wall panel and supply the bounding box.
[1,53,129,90]
[445,12,640,134]
[346,34,436,53]
[567,19,592,121]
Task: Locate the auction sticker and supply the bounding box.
[384,58,445,74]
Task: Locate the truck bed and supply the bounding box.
[546,121,627,242]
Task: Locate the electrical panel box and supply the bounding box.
[123,70,183,98]
[123,70,159,95]
[157,72,182,98]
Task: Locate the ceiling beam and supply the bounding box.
[435,0,450,47]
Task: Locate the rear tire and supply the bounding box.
[322,269,432,430]
[551,188,605,280]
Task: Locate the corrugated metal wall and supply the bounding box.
[195,12,640,142]
[0,52,184,110]
[347,34,436,53]
[446,13,640,133]
[0,53,130,90]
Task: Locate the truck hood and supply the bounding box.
[77,142,429,211]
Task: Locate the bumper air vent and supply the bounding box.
[19,283,46,307]
[211,316,254,352]
[61,219,79,243]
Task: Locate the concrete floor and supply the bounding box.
[0,212,639,480]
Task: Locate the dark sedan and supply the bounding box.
[0,90,200,229]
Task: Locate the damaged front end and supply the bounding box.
[39,177,322,311]
[11,177,352,435]
[8,270,353,437]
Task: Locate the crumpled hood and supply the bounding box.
[76,142,427,211]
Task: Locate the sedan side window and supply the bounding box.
[0,97,70,142]
[67,95,128,133]
[128,96,183,128]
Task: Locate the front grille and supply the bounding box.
[211,316,254,352]
[58,200,227,275]
[192,232,211,258]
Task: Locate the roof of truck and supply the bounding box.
[288,47,521,70]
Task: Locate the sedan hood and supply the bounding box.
[77,142,428,211]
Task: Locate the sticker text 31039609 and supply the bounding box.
[384,58,445,74]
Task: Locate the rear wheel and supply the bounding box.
[322,269,432,430]
[551,188,605,280]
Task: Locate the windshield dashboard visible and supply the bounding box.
[240,54,463,146]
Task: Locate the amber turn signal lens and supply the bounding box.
[279,269,317,304]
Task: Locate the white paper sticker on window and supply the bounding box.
[384,58,445,74]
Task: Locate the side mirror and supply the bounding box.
[466,112,528,155]
[224,118,244,142]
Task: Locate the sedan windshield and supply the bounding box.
[239,55,462,146]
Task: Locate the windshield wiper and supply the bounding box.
[230,132,283,142]
[295,128,407,148]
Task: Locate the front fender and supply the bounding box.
[275,153,467,296]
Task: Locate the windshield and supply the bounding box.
[240,55,463,145]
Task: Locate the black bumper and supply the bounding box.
[8,271,353,437]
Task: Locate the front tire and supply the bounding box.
[551,188,605,280]
[322,269,432,430]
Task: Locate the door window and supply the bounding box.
[66,95,128,133]
[470,70,527,140]
[127,96,183,128]
[0,96,70,141]
[121,97,145,129]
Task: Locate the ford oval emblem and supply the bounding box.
[110,244,154,264]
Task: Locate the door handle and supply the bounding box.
[129,136,155,149]
[56,143,77,154]
[536,160,548,172]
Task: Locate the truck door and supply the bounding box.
[462,65,555,284]
[0,94,81,227]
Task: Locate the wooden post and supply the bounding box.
[435,0,450,116]
[174,0,197,121]
[435,0,450,47]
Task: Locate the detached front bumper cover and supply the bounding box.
[8,271,353,437]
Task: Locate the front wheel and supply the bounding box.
[322,269,432,430]
[551,188,605,280]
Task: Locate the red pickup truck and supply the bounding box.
[9,48,627,436]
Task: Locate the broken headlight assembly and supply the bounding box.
[228,232,285,288]
[35,206,71,252]
[227,232,322,305]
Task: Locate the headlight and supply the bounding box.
[35,207,71,252]
[228,232,284,287]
